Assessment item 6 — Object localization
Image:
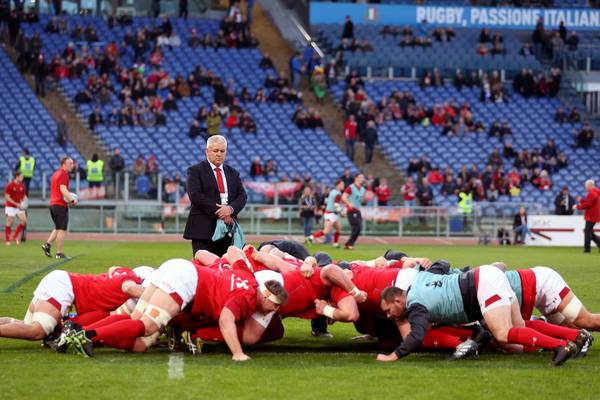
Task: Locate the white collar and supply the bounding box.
[208,160,224,171]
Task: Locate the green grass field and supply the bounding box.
[1,241,599,400]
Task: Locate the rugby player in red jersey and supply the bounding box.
[0,267,144,344]
[4,170,27,246]
[63,258,287,361]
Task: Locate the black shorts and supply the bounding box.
[50,205,69,230]
[258,240,310,260]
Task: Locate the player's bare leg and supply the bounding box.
[0,301,61,340]
[549,291,600,331]
[14,212,26,245]
[55,229,66,254]
[5,214,14,246]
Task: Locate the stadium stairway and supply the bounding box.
[252,5,406,203]
[3,46,109,162]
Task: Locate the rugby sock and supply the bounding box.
[434,326,474,341]
[100,336,137,351]
[333,231,340,243]
[5,226,10,242]
[313,231,324,239]
[87,318,145,341]
[13,224,24,240]
[71,311,110,326]
[83,314,130,330]
[421,329,462,349]
[507,327,566,350]
[525,319,579,341]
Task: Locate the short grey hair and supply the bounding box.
[585,179,595,188]
[206,135,227,148]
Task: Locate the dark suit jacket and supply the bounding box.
[184,160,247,240]
[513,214,527,229]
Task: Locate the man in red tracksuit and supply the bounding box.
[574,179,600,253]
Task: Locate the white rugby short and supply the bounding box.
[323,212,339,223]
[532,266,570,316]
[5,206,24,217]
[32,270,74,315]
[151,259,198,309]
[476,265,516,314]
[394,268,418,291]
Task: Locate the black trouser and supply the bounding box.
[584,220,600,252]
[345,210,362,247]
[365,144,374,163]
[192,236,232,258]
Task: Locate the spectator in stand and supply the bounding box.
[416,178,433,207]
[479,28,491,43]
[573,179,600,253]
[131,154,146,179]
[554,186,575,215]
[364,120,378,164]
[207,105,221,137]
[486,182,499,202]
[342,15,354,40]
[299,186,316,243]
[260,52,274,69]
[88,107,103,131]
[225,109,239,130]
[32,53,48,97]
[519,43,533,57]
[406,158,420,177]
[542,139,558,159]
[513,206,534,244]
[534,170,552,190]
[576,123,595,148]
[241,112,257,134]
[343,114,357,162]
[453,69,465,91]
[263,159,277,179]
[568,107,581,123]
[503,142,517,158]
[375,178,391,206]
[555,107,567,123]
[249,156,262,177]
[427,166,444,185]
[557,152,568,169]
[567,31,579,51]
[56,113,68,147]
[188,120,204,139]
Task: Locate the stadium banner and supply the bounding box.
[525,215,600,246]
[310,3,600,30]
[361,206,411,222]
[244,182,303,199]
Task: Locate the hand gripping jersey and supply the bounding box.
[190,265,258,322]
[68,268,142,314]
[342,265,403,314]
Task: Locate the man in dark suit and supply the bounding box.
[554,185,575,215]
[184,135,247,256]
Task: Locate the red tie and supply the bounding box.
[214,167,225,193]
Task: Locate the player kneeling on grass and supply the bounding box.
[0,267,144,345]
[377,265,582,366]
[502,264,600,332]
[62,258,287,361]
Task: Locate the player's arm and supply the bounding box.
[299,256,317,277]
[60,184,76,203]
[219,307,250,361]
[4,192,15,205]
[253,251,297,273]
[241,315,269,345]
[315,296,359,322]
[320,264,367,302]
[401,257,433,270]
[576,191,598,210]
[341,189,352,209]
[121,280,145,298]
[376,304,429,362]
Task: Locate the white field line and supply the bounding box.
[168,353,185,379]
[435,238,452,245]
[373,237,389,244]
